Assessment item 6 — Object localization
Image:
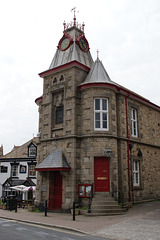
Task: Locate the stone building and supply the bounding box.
[35,15,160,212]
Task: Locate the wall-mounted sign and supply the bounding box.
[78,184,93,198]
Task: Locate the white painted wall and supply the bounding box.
[0,161,37,198]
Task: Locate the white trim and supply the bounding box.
[94,98,109,131]
[11,165,18,177]
[131,108,138,137]
[133,160,140,186]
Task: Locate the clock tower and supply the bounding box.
[35,13,93,210]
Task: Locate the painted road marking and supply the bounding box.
[0,218,85,237]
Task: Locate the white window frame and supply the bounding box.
[94,98,109,131]
[11,165,18,177]
[29,165,36,177]
[133,160,140,186]
[29,145,36,157]
[131,108,138,137]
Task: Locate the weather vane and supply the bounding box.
[71,7,79,26]
[63,8,84,32]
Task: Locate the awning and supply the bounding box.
[35,150,71,171]
[2,178,36,187]
[10,185,36,192]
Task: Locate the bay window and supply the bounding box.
[94,98,108,130]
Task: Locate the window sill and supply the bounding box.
[94,129,109,131]
[133,186,143,190]
[52,127,63,131]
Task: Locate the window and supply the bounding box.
[28,145,37,157]
[131,108,138,137]
[0,166,8,173]
[55,106,63,124]
[29,165,36,177]
[94,98,108,130]
[52,91,64,127]
[11,165,18,177]
[133,160,140,186]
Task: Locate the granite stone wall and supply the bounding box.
[35,65,160,209]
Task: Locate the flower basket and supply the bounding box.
[2,204,6,210]
[28,205,35,212]
[71,208,80,215]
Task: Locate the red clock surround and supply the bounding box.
[58,32,73,51]
[76,34,89,52]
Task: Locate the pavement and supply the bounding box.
[0,201,160,240]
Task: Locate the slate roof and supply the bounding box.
[49,26,93,70]
[81,57,118,85]
[36,150,71,171]
[1,137,38,159]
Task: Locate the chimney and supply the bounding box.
[0,145,3,157]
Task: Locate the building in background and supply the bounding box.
[34,13,160,214]
[0,138,38,200]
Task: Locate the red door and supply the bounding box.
[49,171,62,210]
[94,157,110,192]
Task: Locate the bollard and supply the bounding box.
[73,201,75,221]
[88,197,91,213]
[15,199,17,212]
[45,200,48,216]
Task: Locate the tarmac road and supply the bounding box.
[0,201,160,240]
[0,218,111,240]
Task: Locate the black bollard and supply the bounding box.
[88,197,91,213]
[45,200,48,216]
[73,201,75,221]
[15,199,17,212]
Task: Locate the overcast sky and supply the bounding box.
[0,0,160,154]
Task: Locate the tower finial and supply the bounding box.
[97,49,99,59]
[82,22,85,33]
[63,21,66,30]
[71,7,78,26]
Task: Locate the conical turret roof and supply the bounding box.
[82,57,118,85]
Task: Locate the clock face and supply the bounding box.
[79,38,87,51]
[60,38,70,50]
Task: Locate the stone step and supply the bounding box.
[89,192,124,216]
[91,204,122,210]
[94,192,112,198]
[93,193,114,200]
[91,200,118,205]
[85,212,124,216]
[90,208,124,214]
[92,197,114,201]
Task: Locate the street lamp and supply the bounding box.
[101,145,112,158]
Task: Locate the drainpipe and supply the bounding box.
[125,95,131,202]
